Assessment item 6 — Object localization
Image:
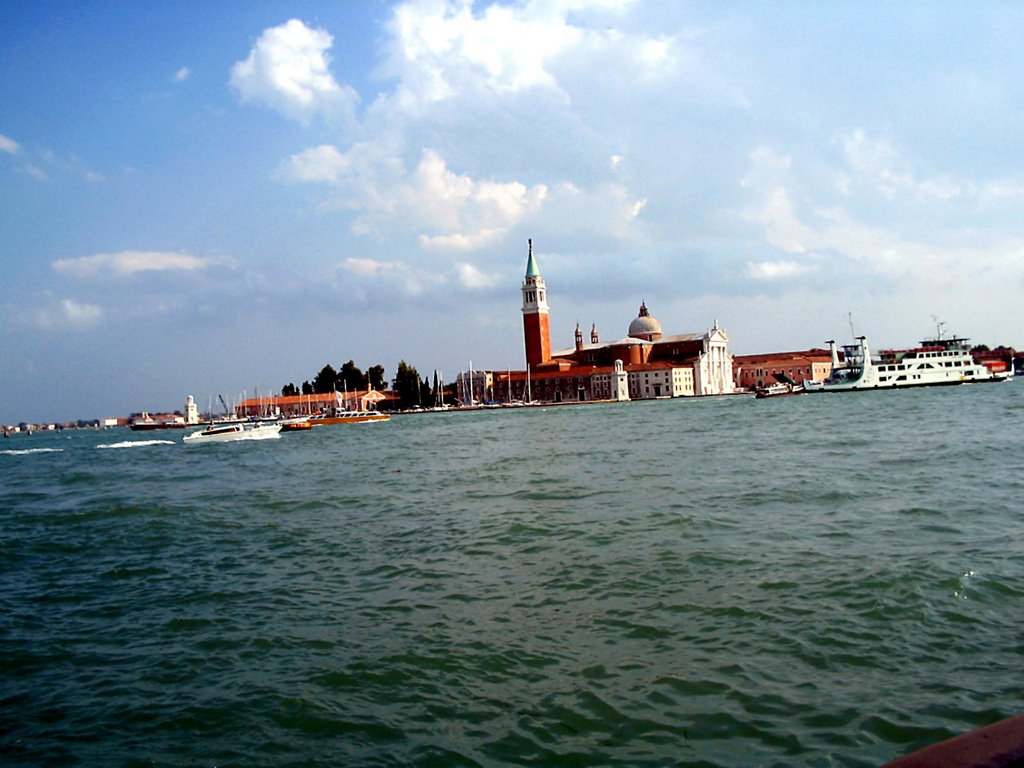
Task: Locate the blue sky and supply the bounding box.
[3,1,1024,423]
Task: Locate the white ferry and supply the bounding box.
[804,334,1010,392]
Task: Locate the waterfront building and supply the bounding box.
[488,241,735,403]
[236,389,391,418]
[456,368,493,405]
[732,350,834,391]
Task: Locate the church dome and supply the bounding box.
[628,302,663,340]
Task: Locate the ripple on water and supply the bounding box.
[3,388,1024,766]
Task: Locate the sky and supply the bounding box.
[3,0,1024,423]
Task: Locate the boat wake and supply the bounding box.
[0,447,64,455]
[97,440,177,450]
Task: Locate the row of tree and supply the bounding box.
[281,360,448,409]
[393,362,448,409]
[281,360,386,399]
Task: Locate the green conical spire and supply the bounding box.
[525,238,541,278]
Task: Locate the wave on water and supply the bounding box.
[97,440,177,449]
[4,385,1023,768]
[0,447,64,455]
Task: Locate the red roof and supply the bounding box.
[238,390,396,408]
[732,349,832,365]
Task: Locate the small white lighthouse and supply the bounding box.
[184,395,200,425]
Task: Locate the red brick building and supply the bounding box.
[236,389,392,418]
[732,349,834,391]
[485,241,735,403]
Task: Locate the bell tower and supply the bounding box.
[522,239,551,367]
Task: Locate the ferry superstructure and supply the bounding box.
[804,334,1009,392]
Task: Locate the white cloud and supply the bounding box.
[0,134,106,183]
[743,168,1024,291]
[342,257,401,278]
[746,186,812,255]
[280,144,350,183]
[978,180,1024,201]
[287,145,548,248]
[53,250,210,278]
[174,66,191,83]
[5,297,104,331]
[339,257,433,296]
[59,299,103,327]
[230,19,358,124]
[380,0,673,112]
[258,3,674,265]
[746,260,817,280]
[839,129,965,202]
[23,164,48,182]
[0,133,48,181]
[419,229,503,251]
[916,176,962,201]
[0,134,20,154]
[745,146,791,178]
[338,255,497,295]
[387,1,574,101]
[456,262,498,289]
[377,148,548,242]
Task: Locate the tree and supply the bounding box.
[338,360,367,392]
[367,364,386,391]
[431,370,441,406]
[312,364,338,394]
[281,383,299,397]
[301,380,313,396]
[392,360,422,408]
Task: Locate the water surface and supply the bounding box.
[3,384,1023,766]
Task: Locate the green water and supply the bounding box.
[3,384,1023,766]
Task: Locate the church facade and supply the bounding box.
[485,241,735,404]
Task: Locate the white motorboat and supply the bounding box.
[755,372,802,398]
[804,333,1006,393]
[183,421,282,444]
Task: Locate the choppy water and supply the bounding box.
[3,384,1024,767]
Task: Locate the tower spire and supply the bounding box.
[525,238,541,278]
[521,239,551,367]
